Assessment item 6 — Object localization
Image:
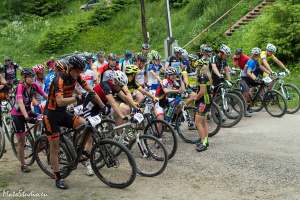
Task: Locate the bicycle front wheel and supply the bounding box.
[90,138,137,189]
[144,119,177,160]
[264,90,287,117]
[130,135,168,177]
[281,84,300,114]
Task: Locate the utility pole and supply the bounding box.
[164,0,175,58]
[140,0,149,44]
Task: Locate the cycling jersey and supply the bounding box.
[209,55,228,85]
[34,78,45,104]
[11,82,46,116]
[258,51,276,65]
[166,56,184,75]
[135,69,146,86]
[44,69,55,94]
[147,63,161,90]
[94,60,108,71]
[242,59,261,78]
[46,71,88,112]
[233,54,250,70]
[82,69,96,88]
[127,79,142,93]
[119,58,133,72]
[93,80,121,105]
[195,74,212,115]
[155,78,180,99]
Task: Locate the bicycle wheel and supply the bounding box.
[34,135,73,179]
[90,138,137,189]
[0,130,5,159]
[129,135,168,177]
[175,107,200,144]
[208,102,222,137]
[229,90,247,114]
[214,93,244,128]
[279,84,300,114]
[144,119,177,159]
[10,131,35,166]
[264,90,287,117]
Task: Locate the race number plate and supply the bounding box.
[134,113,144,124]
[87,115,102,127]
[74,105,83,115]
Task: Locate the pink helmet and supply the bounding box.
[32,64,45,74]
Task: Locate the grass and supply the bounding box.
[0,0,264,66]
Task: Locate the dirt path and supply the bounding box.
[1,111,300,200]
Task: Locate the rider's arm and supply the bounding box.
[225,66,231,81]
[150,70,162,83]
[117,86,139,109]
[272,56,287,71]
[247,70,257,81]
[35,83,48,99]
[182,71,189,87]
[55,76,77,107]
[262,59,273,73]
[106,94,125,118]
[138,86,157,101]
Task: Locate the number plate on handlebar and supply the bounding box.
[74,105,83,115]
[87,115,102,127]
[134,113,144,124]
[262,76,272,84]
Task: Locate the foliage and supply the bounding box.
[170,0,189,8]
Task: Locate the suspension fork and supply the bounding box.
[136,133,149,158]
[221,88,228,110]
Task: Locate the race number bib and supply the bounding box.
[133,113,144,124]
[87,115,102,127]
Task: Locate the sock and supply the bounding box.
[203,137,208,146]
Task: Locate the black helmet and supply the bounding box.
[67,55,86,71]
[21,68,34,77]
[235,48,243,55]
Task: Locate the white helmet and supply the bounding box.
[266,43,277,53]
[114,70,128,86]
[219,44,231,55]
[182,48,188,57]
[251,47,261,55]
[174,46,184,54]
[165,67,177,76]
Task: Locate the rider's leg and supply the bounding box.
[134,90,145,104]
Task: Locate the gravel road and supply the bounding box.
[0,111,299,200]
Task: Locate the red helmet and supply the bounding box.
[32,64,45,74]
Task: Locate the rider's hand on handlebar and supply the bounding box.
[285,68,290,75]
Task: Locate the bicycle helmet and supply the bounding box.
[165,67,177,76]
[182,48,189,57]
[32,64,45,74]
[21,68,34,77]
[194,58,209,67]
[125,65,140,75]
[199,44,207,53]
[174,46,184,54]
[203,46,213,53]
[67,55,86,71]
[142,43,150,50]
[235,48,243,55]
[188,54,199,62]
[114,71,128,86]
[125,50,133,59]
[150,50,161,60]
[251,47,261,55]
[266,43,277,53]
[219,44,231,55]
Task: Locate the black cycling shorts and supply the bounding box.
[12,113,36,134]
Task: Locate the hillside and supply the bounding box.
[0,0,264,66]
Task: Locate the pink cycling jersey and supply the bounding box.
[11,82,46,116]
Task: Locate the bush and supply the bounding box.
[170,0,189,8]
[38,27,77,53]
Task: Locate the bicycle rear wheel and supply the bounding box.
[34,135,73,179]
[264,90,287,117]
[144,119,177,159]
[130,135,168,177]
[10,131,35,166]
[90,138,137,189]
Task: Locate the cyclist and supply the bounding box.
[133,55,147,86]
[165,46,188,76]
[125,64,157,103]
[93,70,140,125]
[11,68,47,173]
[82,55,97,89]
[93,51,107,82]
[155,68,185,122]
[3,57,20,87]
[32,64,46,114]
[119,50,133,72]
[232,48,250,70]
[198,44,213,61]
[259,43,290,75]
[209,44,231,91]
[43,55,106,189]
[192,62,212,152]
[146,51,163,95]
[141,43,151,60]
[240,47,271,112]
[98,53,121,82]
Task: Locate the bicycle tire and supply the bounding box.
[281,83,300,114]
[130,134,168,177]
[0,130,5,159]
[208,102,222,137]
[214,93,244,128]
[90,138,137,189]
[34,135,73,179]
[10,131,35,166]
[144,119,177,160]
[229,90,247,114]
[264,90,287,117]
